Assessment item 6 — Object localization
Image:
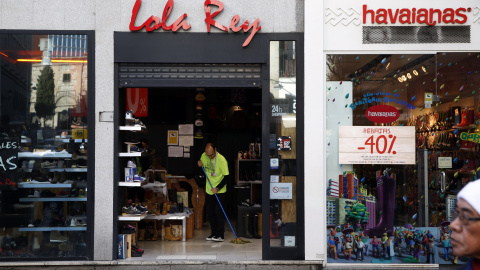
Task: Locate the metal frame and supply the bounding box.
[0,29,95,261]
[113,31,304,261]
[261,33,305,260]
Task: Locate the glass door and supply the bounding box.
[263,40,304,260]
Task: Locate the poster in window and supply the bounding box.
[0,138,19,190]
[168,130,178,145]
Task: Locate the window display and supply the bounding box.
[326,53,479,265]
[0,34,90,259]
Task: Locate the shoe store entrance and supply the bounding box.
[114,32,304,261]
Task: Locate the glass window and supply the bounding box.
[0,34,89,259]
[269,41,297,248]
[325,53,479,265]
[325,53,480,264]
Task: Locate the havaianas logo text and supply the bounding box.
[363,5,471,25]
[350,92,415,110]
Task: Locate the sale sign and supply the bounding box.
[0,138,19,190]
[126,88,148,117]
[338,126,415,164]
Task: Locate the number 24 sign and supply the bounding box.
[338,126,415,165]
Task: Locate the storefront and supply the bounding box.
[0,0,306,263]
[305,0,480,266]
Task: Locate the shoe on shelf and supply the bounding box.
[212,236,224,242]
[124,137,139,144]
[127,160,136,168]
[41,161,57,168]
[133,175,146,182]
[206,235,215,241]
[125,110,134,120]
[122,206,142,215]
[130,145,144,152]
[50,231,68,242]
[136,204,148,213]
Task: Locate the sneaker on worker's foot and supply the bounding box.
[212,236,224,242]
[206,235,215,241]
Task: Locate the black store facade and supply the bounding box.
[113,31,304,261]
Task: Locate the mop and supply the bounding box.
[201,166,251,244]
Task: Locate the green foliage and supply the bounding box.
[34,66,56,120]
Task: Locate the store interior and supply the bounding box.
[325,53,480,264]
[117,87,264,260]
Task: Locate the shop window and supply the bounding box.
[325,53,479,265]
[0,33,90,260]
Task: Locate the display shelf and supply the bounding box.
[119,152,146,157]
[19,227,87,232]
[18,152,72,159]
[52,138,88,143]
[119,181,148,187]
[18,182,74,188]
[19,197,87,202]
[119,126,146,132]
[21,168,87,173]
[237,180,262,184]
[118,213,148,221]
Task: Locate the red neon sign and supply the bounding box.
[129,0,261,47]
[362,5,471,25]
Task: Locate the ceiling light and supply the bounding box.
[407,73,412,79]
[402,75,407,81]
[413,70,418,76]
[398,77,403,83]
[422,66,426,73]
[386,62,390,70]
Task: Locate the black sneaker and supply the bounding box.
[206,235,215,241]
[131,248,143,257]
[212,236,224,242]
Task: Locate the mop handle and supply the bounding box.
[201,166,238,239]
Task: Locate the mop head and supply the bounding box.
[230,238,251,244]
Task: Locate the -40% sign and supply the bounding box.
[358,134,397,154]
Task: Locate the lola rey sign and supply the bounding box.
[130,0,261,47]
[338,126,415,165]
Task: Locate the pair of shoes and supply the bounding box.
[212,236,224,242]
[122,206,142,215]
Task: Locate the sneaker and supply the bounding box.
[206,235,215,241]
[131,248,144,257]
[124,137,139,144]
[212,236,224,242]
[133,175,146,182]
[41,160,57,168]
[136,204,148,213]
[134,119,145,128]
[130,145,144,152]
[127,160,136,168]
[126,110,134,120]
[50,231,68,242]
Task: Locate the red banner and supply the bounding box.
[127,88,148,117]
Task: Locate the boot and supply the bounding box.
[454,109,474,127]
[138,229,145,241]
[252,214,261,239]
[365,174,396,237]
[164,225,181,241]
[257,213,262,237]
[152,229,158,241]
[59,170,67,183]
[244,214,253,238]
[51,172,59,184]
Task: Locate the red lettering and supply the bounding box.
[428,9,442,26]
[455,7,468,24]
[204,0,228,32]
[442,8,455,23]
[5,178,15,188]
[399,9,411,23]
[412,8,416,23]
[375,9,388,24]
[363,5,375,23]
[229,15,242,32]
[241,18,262,47]
[129,0,190,32]
[416,9,428,24]
[387,9,399,23]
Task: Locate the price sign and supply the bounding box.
[338,126,415,165]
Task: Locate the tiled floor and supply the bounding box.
[126,224,262,262]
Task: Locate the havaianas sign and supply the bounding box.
[129,0,262,47]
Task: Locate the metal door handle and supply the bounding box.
[440,171,445,193]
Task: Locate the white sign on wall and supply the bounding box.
[270,183,293,199]
[338,126,415,164]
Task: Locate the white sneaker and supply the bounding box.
[206,235,215,241]
[127,160,136,168]
[212,236,224,242]
[125,110,134,120]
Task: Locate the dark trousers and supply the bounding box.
[206,193,226,238]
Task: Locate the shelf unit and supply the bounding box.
[119,126,147,132]
[18,152,72,159]
[19,197,87,202]
[119,152,147,157]
[18,183,74,188]
[235,159,262,204]
[118,181,148,187]
[19,227,87,232]
[118,213,149,221]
